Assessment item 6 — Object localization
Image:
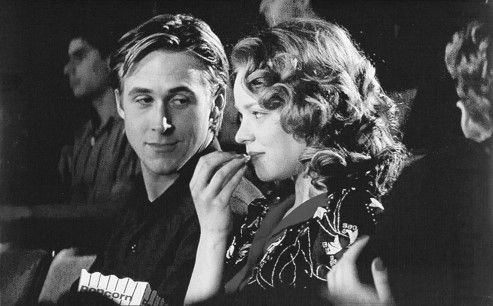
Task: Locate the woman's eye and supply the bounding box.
[252,111,265,119]
[250,78,265,87]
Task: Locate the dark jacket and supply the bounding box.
[377,138,493,305]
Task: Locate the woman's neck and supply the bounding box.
[283,172,324,219]
[294,174,312,207]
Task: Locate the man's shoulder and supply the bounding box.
[229,177,264,216]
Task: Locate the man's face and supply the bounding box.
[116,50,216,178]
[64,38,110,99]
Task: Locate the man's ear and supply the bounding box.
[115,89,125,119]
[457,100,492,142]
[209,89,226,134]
[211,89,225,119]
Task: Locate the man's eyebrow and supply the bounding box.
[69,47,87,58]
[167,86,194,95]
[127,86,196,97]
[127,87,153,96]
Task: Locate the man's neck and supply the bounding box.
[142,165,180,203]
[91,87,117,128]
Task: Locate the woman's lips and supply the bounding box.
[247,152,265,160]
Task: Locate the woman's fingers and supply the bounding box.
[218,163,248,202]
[190,152,239,191]
[371,257,394,304]
[208,155,249,195]
[189,152,249,235]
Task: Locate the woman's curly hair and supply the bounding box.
[231,18,407,197]
[445,20,492,129]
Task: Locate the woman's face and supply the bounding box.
[233,68,307,182]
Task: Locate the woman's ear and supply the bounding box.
[457,100,492,142]
[115,89,125,119]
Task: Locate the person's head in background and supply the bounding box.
[63,23,115,100]
[445,20,492,143]
[260,0,317,27]
[110,14,229,182]
[232,18,406,196]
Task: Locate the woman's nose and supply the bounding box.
[235,117,254,144]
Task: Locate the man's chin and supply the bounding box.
[72,89,87,100]
[142,160,182,177]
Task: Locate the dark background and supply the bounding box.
[0,0,489,206]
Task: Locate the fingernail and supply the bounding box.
[243,154,251,162]
[374,257,386,271]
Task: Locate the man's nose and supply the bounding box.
[63,61,72,76]
[152,103,173,134]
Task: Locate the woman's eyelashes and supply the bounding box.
[252,111,266,119]
[237,109,268,122]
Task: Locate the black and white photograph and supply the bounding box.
[0,0,491,305]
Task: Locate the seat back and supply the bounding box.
[0,246,52,305]
[38,248,96,304]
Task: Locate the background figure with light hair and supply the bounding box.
[326,20,492,305]
[260,0,318,26]
[445,20,492,143]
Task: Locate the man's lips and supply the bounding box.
[146,141,179,152]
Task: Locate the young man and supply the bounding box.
[66,14,262,305]
[61,25,139,207]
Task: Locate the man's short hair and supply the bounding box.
[69,21,117,59]
[110,14,229,96]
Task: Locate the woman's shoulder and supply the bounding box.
[314,187,383,240]
[324,186,382,214]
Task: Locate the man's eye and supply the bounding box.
[169,97,189,107]
[134,96,153,104]
[236,112,243,124]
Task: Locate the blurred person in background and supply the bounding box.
[60,22,140,207]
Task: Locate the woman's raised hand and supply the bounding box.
[190,152,249,235]
[185,152,249,304]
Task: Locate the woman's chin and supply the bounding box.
[254,169,276,183]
